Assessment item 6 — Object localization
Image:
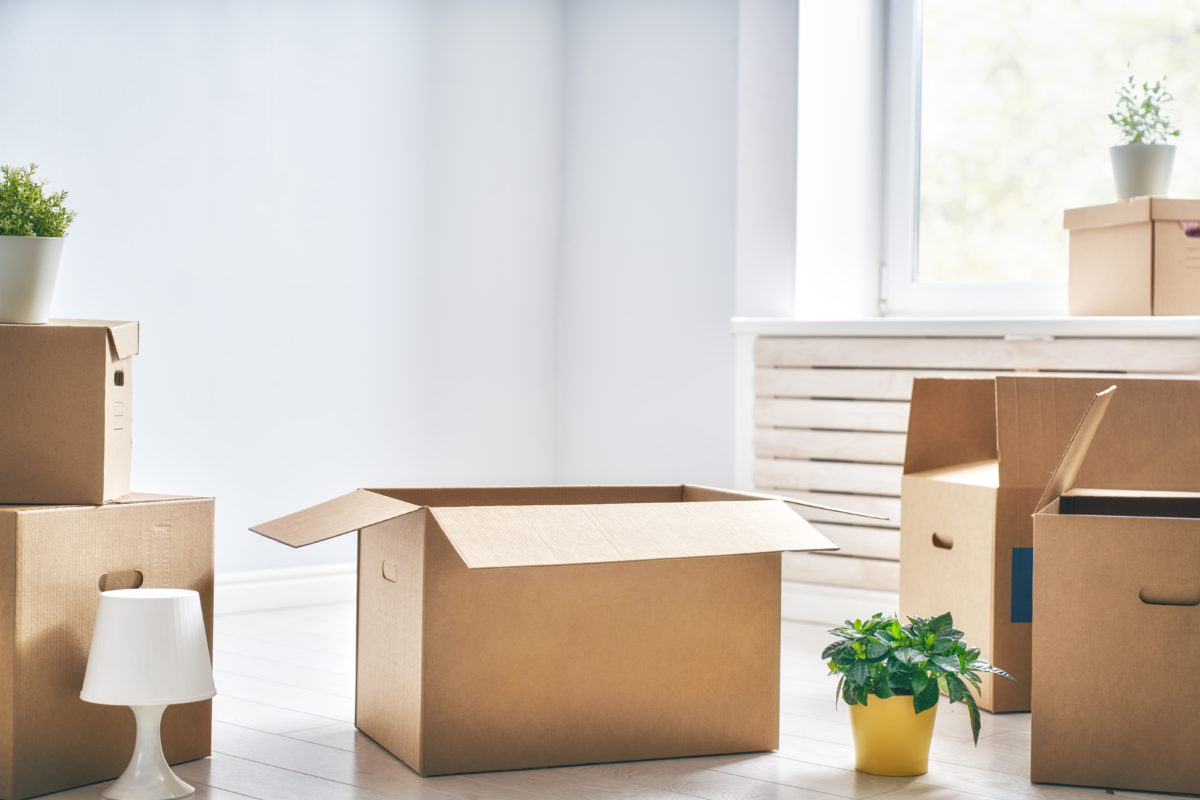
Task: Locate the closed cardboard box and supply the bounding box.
[253,484,837,776]
[1064,196,1200,315]
[1032,383,1200,795]
[900,374,1200,712]
[0,319,138,505]
[0,494,214,800]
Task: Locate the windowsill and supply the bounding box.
[731,316,1200,338]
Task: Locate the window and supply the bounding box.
[881,1,1200,315]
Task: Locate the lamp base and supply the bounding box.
[104,705,194,800]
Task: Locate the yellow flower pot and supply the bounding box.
[848,694,937,776]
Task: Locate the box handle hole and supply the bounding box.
[98,569,144,592]
[381,560,399,583]
[113,370,125,387]
[931,532,954,550]
[1139,585,1200,607]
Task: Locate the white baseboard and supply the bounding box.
[781,580,899,626]
[214,562,357,615]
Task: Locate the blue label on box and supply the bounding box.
[1011,547,1033,623]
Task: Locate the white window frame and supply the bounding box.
[879,0,1068,316]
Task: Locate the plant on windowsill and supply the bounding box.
[0,163,76,324]
[1107,72,1181,200]
[822,612,1013,777]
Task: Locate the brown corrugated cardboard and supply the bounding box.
[252,484,838,776]
[1063,196,1200,315]
[900,374,1200,712]
[0,494,214,800]
[1032,384,1200,795]
[0,319,138,505]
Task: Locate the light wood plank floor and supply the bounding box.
[48,587,1169,800]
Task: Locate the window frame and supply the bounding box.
[879,0,1068,316]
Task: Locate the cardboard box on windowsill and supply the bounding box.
[252,484,841,777]
[1032,382,1200,795]
[0,493,215,800]
[0,319,138,505]
[1064,196,1200,315]
[900,374,1200,713]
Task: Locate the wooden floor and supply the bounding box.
[48,588,1168,800]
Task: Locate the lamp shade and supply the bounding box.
[81,589,216,706]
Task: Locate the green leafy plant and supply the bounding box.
[822,612,1012,744]
[0,163,76,237]
[1108,73,1181,145]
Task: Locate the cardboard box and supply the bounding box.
[0,493,214,800]
[899,374,1196,712]
[252,485,837,776]
[1032,383,1200,795]
[1064,196,1200,315]
[0,319,138,505]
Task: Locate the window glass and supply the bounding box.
[918,1,1200,283]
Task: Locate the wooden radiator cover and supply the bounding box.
[753,335,1200,591]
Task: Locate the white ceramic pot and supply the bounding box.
[0,236,64,324]
[1110,143,1176,199]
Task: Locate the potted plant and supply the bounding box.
[822,612,1012,777]
[0,163,76,324]
[1107,73,1180,199]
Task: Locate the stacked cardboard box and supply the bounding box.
[0,320,215,800]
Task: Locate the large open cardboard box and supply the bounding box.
[900,374,1198,712]
[0,494,214,800]
[0,319,138,505]
[253,484,837,776]
[1032,384,1200,795]
[1064,196,1200,315]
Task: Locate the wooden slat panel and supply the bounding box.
[814,523,899,560]
[755,336,1200,373]
[755,459,903,496]
[780,490,900,527]
[755,398,910,432]
[756,367,998,400]
[782,552,899,592]
[755,428,906,463]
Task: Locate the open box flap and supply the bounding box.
[903,378,998,475]
[48,319,140,360]
[251,489,421,548]
[1036,386,1117,512]
[682,484,889,521]
[429,500,838,569]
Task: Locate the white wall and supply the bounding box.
[0,0,746,572]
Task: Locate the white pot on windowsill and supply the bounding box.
[1110,143,1176,199]
[0,236,64,324]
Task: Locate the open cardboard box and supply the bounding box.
[0,319,138,505]
[900,374,1200,712]
[1,494,215,800]
[1032,384,1200,795]
[1064,196,1200,315]
[252,484,843,776]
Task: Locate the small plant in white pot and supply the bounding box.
[0,163,76,324]
[1107,73,1180,199]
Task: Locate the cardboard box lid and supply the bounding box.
[1035,386,1117,511]
[252,487,838,567]
[0,319,141,360]
[1063,196,1200,231]
[903,378,998,475]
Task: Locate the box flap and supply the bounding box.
[428,500,837,569]
[46,319,140,359]
[251,489,421,548]
[1063,197,1151,231]
[1036,386,1117,511]
[903,378,997,474]
[1149,197,1200,221]
[683,484,889,520]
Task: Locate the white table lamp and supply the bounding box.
[81,589,216,800]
